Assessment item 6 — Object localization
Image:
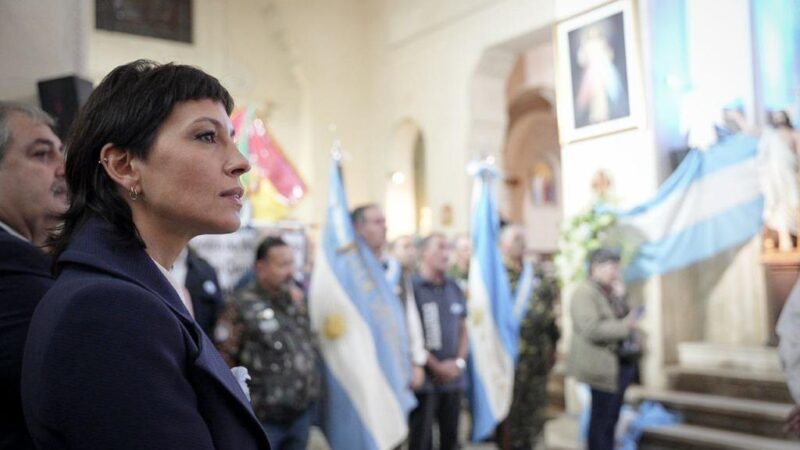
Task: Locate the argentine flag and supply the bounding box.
[613,134,763,281]
[308,157,416,450]
[465,163,519,441]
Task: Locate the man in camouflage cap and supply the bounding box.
[217,236,321,450]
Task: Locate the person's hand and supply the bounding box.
[433,360,461,384]
[612,279,626,298]
[785,405,800,436]
[288,284,304,303]
[438,360,462,383]
[411,365,425,390]
[624,308,640,330]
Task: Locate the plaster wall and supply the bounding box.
[366,0,557,235]
[0,0,90,103]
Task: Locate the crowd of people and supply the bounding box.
[0,59,647,450]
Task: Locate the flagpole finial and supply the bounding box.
[331,140,343,162]
[466,154,501,179]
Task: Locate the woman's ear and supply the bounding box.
[98,143,141,194]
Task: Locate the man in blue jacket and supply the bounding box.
[0,102,66,449]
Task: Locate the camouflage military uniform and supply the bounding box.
[506,263,560,450]
[217,281,321,423]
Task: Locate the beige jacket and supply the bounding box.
[566,279,631,392]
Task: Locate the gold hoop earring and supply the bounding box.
[129,186,140,201]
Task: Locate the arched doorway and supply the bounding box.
[503,82,561,255]
[385,119,427,239]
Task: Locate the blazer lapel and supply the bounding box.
[192,332,260,418]
[58,217,261,425]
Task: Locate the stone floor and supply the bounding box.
[306,417,568,450]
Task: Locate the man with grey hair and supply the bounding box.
[410,233,468,450]
[352,204,428,390]
[0,102,67,449]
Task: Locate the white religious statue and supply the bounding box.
[768,110,800,155]
[758,122,800,252]
[681,96,756,151]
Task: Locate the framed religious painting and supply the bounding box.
[555,0,643,143]
[96,0,193,43]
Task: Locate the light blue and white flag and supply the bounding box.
[465,162,519,441]
[610,134,763,282]
[308,156,416,450]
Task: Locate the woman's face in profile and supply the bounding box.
[136,99,250,237]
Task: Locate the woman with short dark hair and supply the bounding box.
[21,60,271,450]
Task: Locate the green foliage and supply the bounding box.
[554,205,617,286]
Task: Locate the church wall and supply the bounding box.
[272,0,373,225]
[0,0,90,103]
[522,43,556,95]
[365,0,557,236]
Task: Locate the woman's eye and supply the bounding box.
[196,131,217,143]
[32,150,51,161]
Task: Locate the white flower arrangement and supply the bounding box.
[554,205,618,286]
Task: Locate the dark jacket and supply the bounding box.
[185,248,226,340]
[21,217,271,450]
[0,228,53,450]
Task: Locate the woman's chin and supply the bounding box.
[201,217,241,235]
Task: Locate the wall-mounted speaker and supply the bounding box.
[37,75,93,139]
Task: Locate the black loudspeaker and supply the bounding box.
[37,75,93,138]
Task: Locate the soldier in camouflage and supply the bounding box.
[501,225,560,450]
[217,236,321,450]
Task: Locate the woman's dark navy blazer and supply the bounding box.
[21,217,271,450]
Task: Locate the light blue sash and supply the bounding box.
[384,256,402,288]
[512,260,537,320]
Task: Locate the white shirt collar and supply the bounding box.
[0,219,30,243]
[172,247,189,288]
[151,256,195,318]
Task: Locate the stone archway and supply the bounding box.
[503,86,561,254]
[385,119,427,239]
[467,35,560,253]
